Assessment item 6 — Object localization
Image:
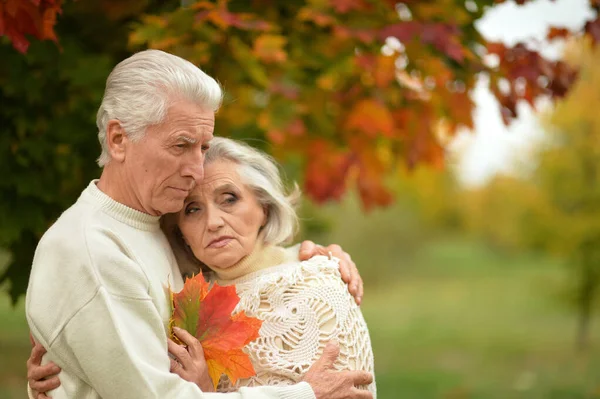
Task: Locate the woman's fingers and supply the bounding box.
[172,327,205,360]
[167,338,191,368]
[30,376,60,393]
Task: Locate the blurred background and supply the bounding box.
[1,0,600,398]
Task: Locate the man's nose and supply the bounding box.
[181,154,204,186]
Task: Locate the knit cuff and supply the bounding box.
[27,382,36,399]
[278,382,316,399]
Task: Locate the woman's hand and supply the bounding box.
[299,241,364,305]
[168,327,214,392]
[27,334,61,398]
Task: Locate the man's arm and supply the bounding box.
[50,285,314,399]
[27,228,314,399]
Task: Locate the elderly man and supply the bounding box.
[25,49,372,399]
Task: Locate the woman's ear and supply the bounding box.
[106,119,128,162]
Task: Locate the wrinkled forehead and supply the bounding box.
[189,160,243,199]
[158,100,215,140]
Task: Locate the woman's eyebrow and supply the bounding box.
[215,183,239,194]
[184,195,200,204]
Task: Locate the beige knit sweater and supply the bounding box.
[209,243,377,397]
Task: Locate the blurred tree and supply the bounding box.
[530,38,600,349]
[457,39,600,349]
[459,175,556,254]
[0,0,597,301]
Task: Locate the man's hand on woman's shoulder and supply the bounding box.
[298,241,363,305]
[302,341,373,399]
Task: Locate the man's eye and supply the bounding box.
[175,143,187,149]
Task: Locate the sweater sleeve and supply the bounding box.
[51,287,314,399]
[27,227,314,399]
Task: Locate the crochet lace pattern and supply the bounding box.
[217,255,376,397]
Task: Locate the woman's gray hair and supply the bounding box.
[161,137,300,277]
[96,49,222,166]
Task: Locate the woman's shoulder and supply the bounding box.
[232,248,343,291]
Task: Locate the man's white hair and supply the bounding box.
[96,49,222,166]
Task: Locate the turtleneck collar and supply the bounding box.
[211,238,287,282]
[83,180,161,231]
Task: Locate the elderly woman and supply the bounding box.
[164,137,376,395]
[29,136,376,397]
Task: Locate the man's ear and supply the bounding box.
[106,119,128,162]
[261,205,268,227]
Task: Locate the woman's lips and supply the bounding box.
[207,237,233,248]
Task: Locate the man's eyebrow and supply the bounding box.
[176,135,198,144]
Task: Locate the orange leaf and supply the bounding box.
[253,34,287,63]
[345,99,395,138]
[547,26,570,41]
[169,275,262,389]
[206,358,227,389]
[1,0,62,53]
[304,140,355,203]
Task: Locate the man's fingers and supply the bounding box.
[28,362,60,381]
[348,370,373,386]
[29,343,47,366]
[30,376,60,393]
[348,256,362,305]
[314,340,340,369]
[337,252,351,283]
[357,271,364,305]
[298,240,317,260]
[349,387,373,399]
[167,339,191,367]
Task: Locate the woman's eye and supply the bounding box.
[184,205,201,215]
[222,194,238,205]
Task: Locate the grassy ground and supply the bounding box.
[0,239,599,398]
[361,239,600,399]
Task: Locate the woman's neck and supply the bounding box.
[209,240,287,281]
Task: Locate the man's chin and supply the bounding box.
[157,198,185,215]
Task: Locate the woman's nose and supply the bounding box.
[206,208,225,231]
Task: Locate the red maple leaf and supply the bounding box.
[170,274,263,389]
[0,0,61,54]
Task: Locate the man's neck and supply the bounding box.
[97,164,156,216]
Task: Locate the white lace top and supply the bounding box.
[215,254,376,397]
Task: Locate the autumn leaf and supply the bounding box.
[0,0,62,53]
[170,274,262,389]
[547,26,571,41]
[253,34,287,63]
[345,99,396,138]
